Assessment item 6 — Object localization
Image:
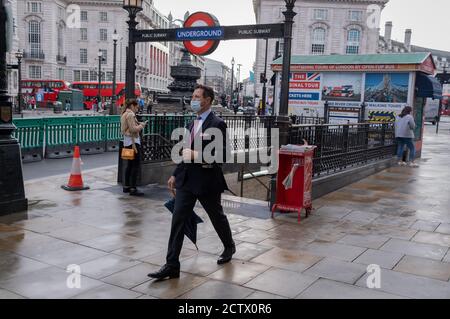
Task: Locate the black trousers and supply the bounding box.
[166,189,234,268]
[124,144,141,189]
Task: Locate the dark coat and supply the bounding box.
[173,111,230,196]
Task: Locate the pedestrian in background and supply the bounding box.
[65,99,71,112]
[395,106,418,167]
[146,97,153,114]
[121,99,148,196]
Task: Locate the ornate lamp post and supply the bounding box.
[0,0,28,215]
[110,30,120,115]
[123,0,143,100]
[277,0,297,146]
[230,57,235,106]
[15,50,23,114]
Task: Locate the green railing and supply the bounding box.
[104,115,121,142]
[44,117,77,147]
[12,116,122,161]
[12,118,45,150]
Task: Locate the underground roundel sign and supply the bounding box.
[183,12,221,56]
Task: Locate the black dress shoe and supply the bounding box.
[147,265,180,280]
[123,187,131,193]
[217,246,236,265]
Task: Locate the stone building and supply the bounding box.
[252,0,389,103]
[12,0,170,96]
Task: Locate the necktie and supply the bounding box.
[190,116,202,144]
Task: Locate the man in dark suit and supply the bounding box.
[148,85,235,280]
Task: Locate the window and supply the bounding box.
[349,10,363,22]
[57,25,64,56]
[346,29,361,54]
[81,70,89,81]
[90,70,97,81]
[73,70,81,81]
[80,48,87,64]
[106,72,113,81]
[28,2,42,13]
[100,29,108,41]
[311,27,326,55]
[100,49,107,64]
[58,6,64,19]
[29,65,41,79]
[58,68,64,80]
[28,21,41,57]
[80,28,87,41]
[314,9,327,20]
[81,11,88,22]
[100,12,108,22]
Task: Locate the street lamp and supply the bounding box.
[230,57,235,106]
[0,0,28,215]
[15,49,23,114]
[111,29,120,115]
[277,0,297,146]
[123,0,143,100]
[237,63,242,106]
[97,50,103,112]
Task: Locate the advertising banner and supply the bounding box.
[288,72,323,116]
[364,73,409,110]
[329,109,360,125]
[322,73,362,102]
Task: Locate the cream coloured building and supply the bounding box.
[252,0,389,102]
[13,0,170,95]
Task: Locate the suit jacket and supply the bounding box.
[173,111,229,196]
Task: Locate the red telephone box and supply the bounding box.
[271,144,316,223]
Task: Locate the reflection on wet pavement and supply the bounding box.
[1,120,450,299]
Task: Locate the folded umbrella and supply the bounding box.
[164,197,203,250]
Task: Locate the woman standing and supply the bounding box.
[121,99,148,196]
[395,106,418,167]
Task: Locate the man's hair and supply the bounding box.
[195,84,215,104]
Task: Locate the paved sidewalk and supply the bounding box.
[0,120,449,299]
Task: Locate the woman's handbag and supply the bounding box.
[121,137,137,160]
[121,147,135,160]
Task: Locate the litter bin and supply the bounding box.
[271,143,316,223]
[53,101,63,114]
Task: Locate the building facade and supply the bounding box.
[12,0,170,97]
[253,0,389,102]
[202,57,231,97]
[5,0,20,98]
[378,21,450,75]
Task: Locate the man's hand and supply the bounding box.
[182,148,199,162]
[168,176,176,191]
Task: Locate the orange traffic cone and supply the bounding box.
[61,146,90,191]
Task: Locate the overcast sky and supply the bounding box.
[154,0,450,80]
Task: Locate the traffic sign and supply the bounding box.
[183,12,221,56]
[130,11,285,57]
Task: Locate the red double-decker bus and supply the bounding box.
[21,79,70,107]
[70,82,142,110]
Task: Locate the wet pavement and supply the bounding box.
[1,119,450,299]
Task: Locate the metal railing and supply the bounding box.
[290,123,396,177]
[138,113,278,163]
[11,114,396,173]
[23,50,45,60]
[56,55,67,63]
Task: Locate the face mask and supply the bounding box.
[190,100,202,112]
